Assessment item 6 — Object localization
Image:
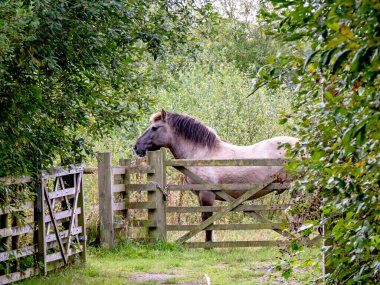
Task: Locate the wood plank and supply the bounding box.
[113,201,157,211]
[166,204,292,213]
[98,152,114,249]
[44,208,82,223]
[0,245,36,262]
[47,187,76,199]
[114,219,156,229]
[177,179,275,243]
[167,223,282,231]
[0,223,35,237]
[45,247,82,263]
[167,158,286,167]
[167,183,290,191]
[147,149,167,241]
[0,201,34,215]
[44,186,68,265]
[112,184,125,193]
[41,166,84,179]
[0,267,37,284]
[45,226,82,243]
[125,184,157,192]
[185,240,289,248]
[112,165,155,175]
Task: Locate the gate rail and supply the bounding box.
[97,149,299,249]
[0,166,86,284]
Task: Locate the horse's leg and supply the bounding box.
[198,190,216,242]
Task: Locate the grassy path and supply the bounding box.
[18,241,320,285]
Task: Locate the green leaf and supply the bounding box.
[332,50,351,74]
[303,50,320,72]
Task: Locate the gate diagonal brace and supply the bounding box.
[177,177,278,243]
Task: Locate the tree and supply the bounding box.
[0,0,216,178]
[256,1,380,283]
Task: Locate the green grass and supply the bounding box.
[18,240,321,285]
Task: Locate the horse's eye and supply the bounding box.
[152,126,158,131]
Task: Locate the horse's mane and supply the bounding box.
[151,111,219,148]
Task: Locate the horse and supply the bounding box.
[133,110,299,242]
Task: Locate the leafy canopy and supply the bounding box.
[257,0,380,283]
[0,0,215,176]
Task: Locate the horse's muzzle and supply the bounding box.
[133,144,146,157]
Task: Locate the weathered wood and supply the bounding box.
[167,223,282,231]
[147,149,167,241]
[245,211,296,240]
[119,159,131,235]
[112,165,155,175]
[44,208,82,223]
[166,204,292,213]
[77,172,87,263]
[172,166,207,184]
[41,166,84,179]
[44,185,68,265]
[185,240,289,248]
[167,158,286,167]
[45,226,82,243]
[0,267,37,285]
[45,247,82,263]
[0,223,35,237]
[114,219,156,229]
[0,201,34,215]
[177,179,275,243]
[113,201,157,211]
[167,183,290,191]
[125,184,157,192]
[47,187,76,199]
[0,245,36,262]
[37,179,47,275]
[64,173,81,262]
[98,152,114,249]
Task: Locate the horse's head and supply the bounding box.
[133,109,173,157]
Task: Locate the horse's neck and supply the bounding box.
[168,138,218,159]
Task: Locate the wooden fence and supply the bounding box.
[0,166,86,284]
[98,149,297,249]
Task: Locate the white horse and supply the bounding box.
[134,110,298,241]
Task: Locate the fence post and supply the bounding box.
[77,172,87,262]
[119,158,131,235]
[36,179,47,275]
[147,149,167,242]
[98,152,114,249]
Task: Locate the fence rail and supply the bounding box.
[0,166,86,284]
[97,149,294,249]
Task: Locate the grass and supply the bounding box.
[18,240,321,285]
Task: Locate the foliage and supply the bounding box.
[153,48,293,146]
[0,0,215,178]
[257,1,380,283]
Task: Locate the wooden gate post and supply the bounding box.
[98,152,114,249]
[147,149,167,242]
[36,178,47,275]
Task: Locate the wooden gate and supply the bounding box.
[0,166,86,284]
[164,151,294,248]
[98,150,296,248]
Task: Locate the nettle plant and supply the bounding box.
[256,1,380,283]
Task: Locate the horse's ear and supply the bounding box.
[161,109,167,122]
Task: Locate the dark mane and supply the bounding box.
[153,112,219,148]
